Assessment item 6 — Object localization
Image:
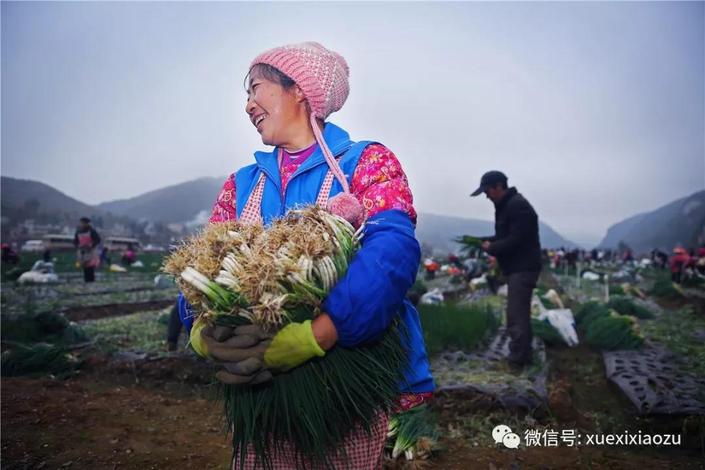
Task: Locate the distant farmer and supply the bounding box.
[121,243,137,266]
[423,258,440,280]
[471,171,542,368]
[73,217,101,283]
[670,247,690,284]
[1,243,20,264]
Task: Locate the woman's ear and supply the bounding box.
[294,85,307,104]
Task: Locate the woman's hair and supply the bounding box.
[244,63,296,91]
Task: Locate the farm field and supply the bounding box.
[1,265,704,469]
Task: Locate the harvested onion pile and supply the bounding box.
[163,206,361,330]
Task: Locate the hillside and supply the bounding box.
[598,189,705,252]
[1,176,102,225]
[96,177,225,224]
[96,177,579,250]
[1,176,174,244]
[2,175,580,251]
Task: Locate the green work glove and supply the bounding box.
[264,320,326,372]
[189,317,209,358]
[191,319,274,386]
[190,320,271,360]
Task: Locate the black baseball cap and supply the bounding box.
[470,171,508,197]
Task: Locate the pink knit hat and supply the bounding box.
[251,42,350,120]
[251,42,353,196]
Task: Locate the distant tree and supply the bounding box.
[44,212,62,225]
[23,198,40,217]
[617,240,632,254]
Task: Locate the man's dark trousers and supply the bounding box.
[83,267,95,283]
[506,270,540,365]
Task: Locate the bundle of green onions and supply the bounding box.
[163,206,407,469]
[386,404,440,463]
[576,302,643,351]
[584,310,644,351]
[165,207,361,328]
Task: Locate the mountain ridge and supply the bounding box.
[5,175,670,252]
[96,176,226,224]
[598,189,705,252]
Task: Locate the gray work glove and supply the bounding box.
[201,324,274,386]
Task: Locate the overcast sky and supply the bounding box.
[2,1,703,247]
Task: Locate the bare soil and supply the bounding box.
[3,350,703,470]
[2,376,231,470]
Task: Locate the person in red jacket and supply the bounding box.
[424,259,440,279]
[670,247,690,284]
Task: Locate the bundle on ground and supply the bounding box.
[386,404,440,463]
[163,206,407,469]
[575,301,608,327]
[416,302,499,356]
[531,318,564,346]
[576,302,643,351]
[584,311,644,350]
[606,296,654,319]
[1,343,76,377]
[650,275,685,300]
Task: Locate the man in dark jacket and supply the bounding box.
[471,171,542,367]
[73,217,101,283]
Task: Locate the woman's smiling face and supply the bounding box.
[245,67,303,147]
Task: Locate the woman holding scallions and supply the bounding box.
[178,42,434,469]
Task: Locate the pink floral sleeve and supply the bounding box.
[209,173,237,223]
[350,144,417,224]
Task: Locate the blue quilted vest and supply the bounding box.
[235,122,371,225]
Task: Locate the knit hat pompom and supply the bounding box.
[251,42,349,120]
[326,192,364,230]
